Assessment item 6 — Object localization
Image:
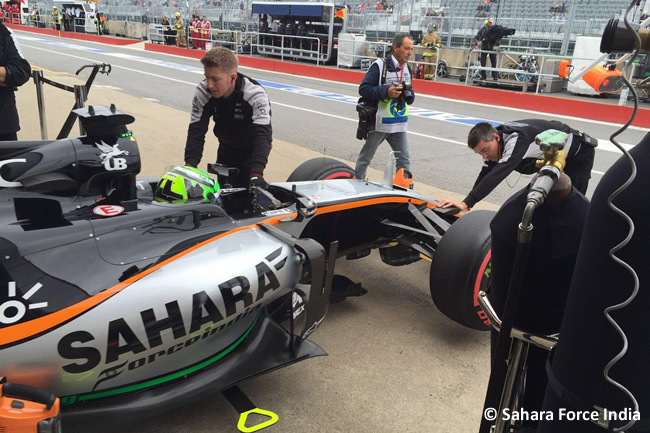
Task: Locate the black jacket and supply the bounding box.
[474,24,493,50]
[0,23,31,135]
[184,73,272,178]
[359,55,415,106]
[464,119,587,208]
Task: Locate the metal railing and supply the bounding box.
[0,11,26,25]
[253,32,329,65]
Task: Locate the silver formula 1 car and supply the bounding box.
[0,106,492,432]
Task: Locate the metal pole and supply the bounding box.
[33,70,48,140]
[446,4,454,49]
[73,85,88,136]
[492,340,530,433]
[397,2,402,37]
[560,0,578,55]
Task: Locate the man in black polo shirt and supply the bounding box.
[438,119,596,211]
[184,47,272,189]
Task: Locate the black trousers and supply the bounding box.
[480,51,498,79]
[0,132,18,141]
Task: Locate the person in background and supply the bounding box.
[184,47,272,189]
[94,11,105,35]
[295,19,306,49]
[174,11,186,47]
[52,5,61,30]
[258,13,269,46]
[283,18,295,48]
[0,21,32,141]
[558,2,567,21]
[354,33,415,179]
[473,17,498,80]
[30,6,39,27]
[161,14,174,45]
[549,1,560,20]
[421,23,441,80]
[190,14,199,49]
[200,15,211,50]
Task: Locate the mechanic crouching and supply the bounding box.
[438,119,596,212]
[184,47,273,189]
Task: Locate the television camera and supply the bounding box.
[487,24,516,45]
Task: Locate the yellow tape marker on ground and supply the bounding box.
[237,408,279,432]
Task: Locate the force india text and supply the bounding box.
[501,408,640,422]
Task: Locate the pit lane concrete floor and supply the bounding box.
[16,74,495,433]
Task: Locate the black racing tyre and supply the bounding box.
[286,157,358,181]
[430,210,495,331]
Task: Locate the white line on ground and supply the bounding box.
[21,41,633,173]
[18,31,646,132]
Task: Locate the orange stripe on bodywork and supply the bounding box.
[314,196,429,214]
[0,214,289,347]
[0,195,450,346]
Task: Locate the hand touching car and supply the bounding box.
[437,199,470,212]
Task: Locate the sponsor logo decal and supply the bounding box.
[96,141,129,171]
[262,208,292,216]
[93,205,125,217]
[220,188,247,194]
[57,248,288,390]
[291,292,305,320]
[0,158,26,187]
[0,281,48,325]
[191,96,200,115]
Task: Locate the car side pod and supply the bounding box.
[0,382,61,433]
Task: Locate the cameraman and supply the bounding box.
[355,33,415,179]
[474,18,498,80]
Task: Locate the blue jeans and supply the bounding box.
[354,130,410,179]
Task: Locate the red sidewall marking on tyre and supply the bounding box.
[324,172,356,180]
[473,249,491,307]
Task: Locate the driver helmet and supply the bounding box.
[154,165,220,203]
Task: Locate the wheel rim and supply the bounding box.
[436,60,449,77]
